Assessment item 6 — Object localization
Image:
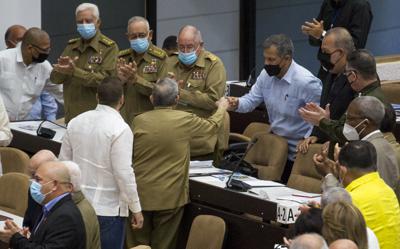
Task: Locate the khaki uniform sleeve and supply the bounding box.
[180,60,226,111]
[188,107,225,136]
[71,44,119,87]
[319,115,347,145]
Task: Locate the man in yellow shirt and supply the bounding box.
[337,141,400,249]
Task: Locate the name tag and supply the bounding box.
[276,203,301,224]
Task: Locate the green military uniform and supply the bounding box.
[72,191,101,249]
[50,31,118,123]
[319,81,387,149]
[118,43,167,124]
[160,50,227,157]
[126,106,225,249]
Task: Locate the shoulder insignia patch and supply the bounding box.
[148,46,166,59]
[68,38,80,44]
[206,52,218,62]
[118,48,132,57]
[100,35,115,46]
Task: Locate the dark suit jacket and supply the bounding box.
[22,189,42,231]
[10,194,86,249]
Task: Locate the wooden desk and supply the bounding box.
[9,129,289,249]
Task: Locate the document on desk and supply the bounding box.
[189,161,231,176]
[10,120,66,143]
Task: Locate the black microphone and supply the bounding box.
[226,137,258,191]
[246,67,256,87]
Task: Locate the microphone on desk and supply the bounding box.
[226,137,258,192]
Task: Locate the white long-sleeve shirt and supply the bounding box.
[59,104,141,216]
[0,94,13,175]
[0,44,63,121]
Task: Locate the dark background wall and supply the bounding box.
[42,0,146,63]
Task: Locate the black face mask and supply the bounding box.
[32,52,49,63]
[264,64,281,76]
[318,52,335,71]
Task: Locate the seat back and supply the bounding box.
[287,144,323,193]
[186,215,226,249]
[381,82,400,104]
[244,133,288,181]
[0,147,30,175]
[243,122,270,138]
[0,172,30,216]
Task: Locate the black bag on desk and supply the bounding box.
[219,152,258,177]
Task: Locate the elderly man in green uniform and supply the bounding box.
[128,77,228,249]
[164,25,227,159]
[50,2,118,123]
[117,16,167,123]
[299,49,387,145]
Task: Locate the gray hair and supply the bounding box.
[326,27,355,54]
[262,34,294,57]
[152,78,179,107]
[178,25,203,44]
[352,96,385,126]
[321,187,352,208]
[290,233,329,249]
[62,161,81,192]
[75,3,100,20]
[127,16,150,33]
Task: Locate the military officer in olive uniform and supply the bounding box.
[162,25,228,159]
[117,16,167,124]
[130,78,228,249]
[50,3,118,123]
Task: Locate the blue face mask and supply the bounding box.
[30,180,54,204]
[77,23,97,40]
[178,50,198,66]
[130,38,149,54]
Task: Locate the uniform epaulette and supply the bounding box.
[205,52,218,62]
[68,38,80,44]
[148,46,167,59]
[99,35,115,46]
[118,48,132,57]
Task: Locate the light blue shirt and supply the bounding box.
[28,90,58,121]
[237,60,322,160]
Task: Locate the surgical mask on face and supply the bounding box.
[318,51,335,71]
[32,52,49,63]
[30,180,54,204]
[178,49,198,66]
[342,119,367,141]
[130,38,149,54]
[77,23,96,40]
[264,64,281,76]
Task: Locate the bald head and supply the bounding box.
[325,27,355,54]
[321,187,352,208]
[29,150,57,176]
[329,239,358,249]
[178,25,202,43]
[5,25,26,48]
[348,96,385,127]
[62,161,81,192]
[21,27,49,48]
[290,233,329,249]
[38,161,70,183]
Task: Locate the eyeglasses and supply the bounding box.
[31,43,51,54]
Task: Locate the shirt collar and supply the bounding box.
[72,31,102,53]
[16,43,24,63]
[95,104,121,117]
[358,80,380,96]
[280,60,295,84]
[345,172,379,192]
[361,130,381,141]
[43,192,70,214]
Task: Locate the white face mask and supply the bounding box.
[342,119,367,141]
